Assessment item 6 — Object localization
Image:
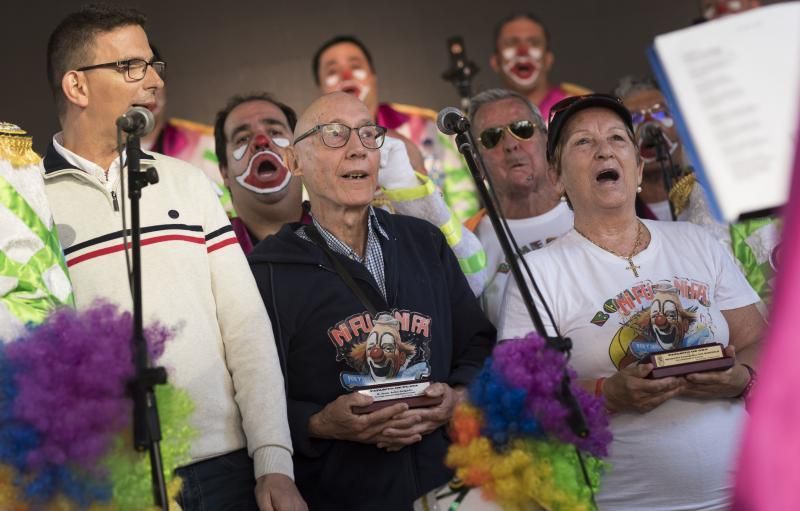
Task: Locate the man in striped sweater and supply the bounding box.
[42,5,305,511]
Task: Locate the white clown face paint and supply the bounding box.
[232,135,292,195]
[323,69,371,102]
[231,136,289,162]
[500,46,543,88]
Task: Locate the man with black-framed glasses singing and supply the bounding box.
[464,88,573,327]
[42,5,305,511]
[248,91,495,511]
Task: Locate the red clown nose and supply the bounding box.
[252,133,270,149]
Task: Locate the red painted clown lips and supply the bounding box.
[340,82,362,97]
[500,46,544,87]
[235,150,291,194]
[511,61,538,79]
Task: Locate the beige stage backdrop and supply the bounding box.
[2,0,784,151]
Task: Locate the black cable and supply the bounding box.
[654,131,677,221]
[116,129,133,295]
[575,446,599,510]
[480,154,561,338]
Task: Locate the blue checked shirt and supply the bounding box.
[296,206,389,299]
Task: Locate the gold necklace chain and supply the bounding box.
[574,220,644,277]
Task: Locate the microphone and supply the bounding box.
[641,124,664,148]
[116,106,155,136]
[436,107,470,135]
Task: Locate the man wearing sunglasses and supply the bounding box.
[248,91,495,511]
[42,6,305,511]
[465,89,573,326]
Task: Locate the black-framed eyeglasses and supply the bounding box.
[478,120,536,149]
[293,122,386,149]
[76,58,167,81]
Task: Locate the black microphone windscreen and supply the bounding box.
[641,124,663,146]
[437,106,466,135]
[117,106,155,136]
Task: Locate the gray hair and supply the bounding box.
[468,88,547,132]
[612,75,660,100]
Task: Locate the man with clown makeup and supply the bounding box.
[490,13,590,120]
[700,0,761,20]
[214,93,309,254]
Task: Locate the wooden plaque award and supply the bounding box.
[642,343,734,379]
[352,379,443,414]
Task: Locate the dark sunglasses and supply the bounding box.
[478,120,536,149]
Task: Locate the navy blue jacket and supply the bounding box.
[249,209,495,511]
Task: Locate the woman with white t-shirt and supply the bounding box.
[498,94,764,511]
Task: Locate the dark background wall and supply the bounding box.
[2,0,782,152]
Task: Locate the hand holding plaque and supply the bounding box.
[377,382,461,451]
[352,379,444,414]
[641,343,734,379]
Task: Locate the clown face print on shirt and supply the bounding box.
[327,310,432,390]
[590,278,717,370]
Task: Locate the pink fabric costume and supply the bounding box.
[732,119,800,511]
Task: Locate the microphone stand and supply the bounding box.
[451,121,589,439]
[441,37,479,112]
[126,133,169,509]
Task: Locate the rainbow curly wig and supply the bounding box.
[0,301,194,510]
[447,332,613,511]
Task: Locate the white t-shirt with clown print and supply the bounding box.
[498,219,759,511]
[476,201,573,326]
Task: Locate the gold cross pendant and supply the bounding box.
[625,257,640,277]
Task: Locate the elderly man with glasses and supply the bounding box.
[464,88,572,326]
[42,6,305,511]
[248,91,495,511]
